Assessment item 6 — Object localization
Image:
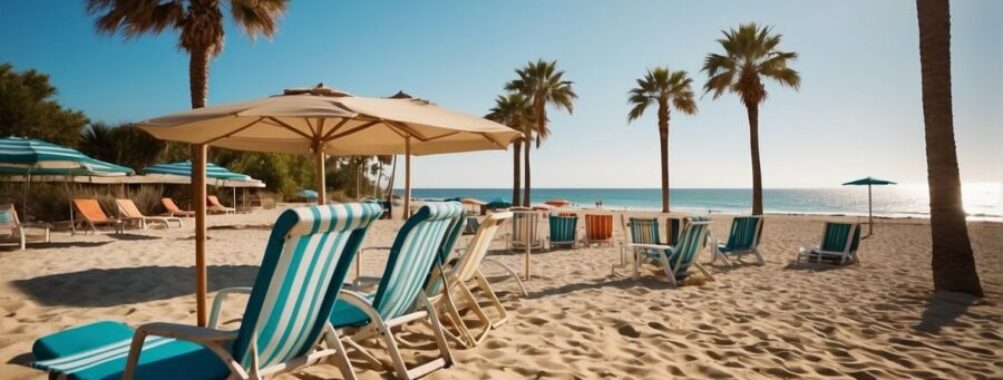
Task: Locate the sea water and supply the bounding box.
[404,183,1002,220]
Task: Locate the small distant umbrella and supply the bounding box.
[842,177,897,235]
[298,189,319,201]
[545,199,571,207]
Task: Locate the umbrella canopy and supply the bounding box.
[486,198,512,209]
[842,176,897,235]
[0,137,134,176]
[298,189,319,200]
[142,161,251,181]
[545,199,572,207]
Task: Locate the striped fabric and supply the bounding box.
[584,214,613,242]
[628,217,661,245]
[0,137,134,176]
[820,223,855,252]
[234,203,383,369]
[664,217,711,277]
[371,202,465,320]
[665,218,686,246]
[142,161,251,180]
[33,336,176,376]
[511,211,541,248]
[722,216,762,251]
[548,215,577,246]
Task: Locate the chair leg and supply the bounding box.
[474,271,510,329]
[322,325,359,380]
[455,280,493,345]
[482,258,528,297]
[693,262,715,282]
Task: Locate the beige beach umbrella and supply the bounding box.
[137,84,520,326]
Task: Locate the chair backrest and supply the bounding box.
[820,222,859,253]
[0,203,20,234]
[161,198,182,212]
[73,199,110,223]
[628,217,661,245]
[207,195,224,207]
[723,216,763,251]
[371,202,464,321]
[665,217,686,246]
[548,214,578,244]
[511,210,541,244]
[232,203,382,370]
[115,199,144,218]
[427,212,512,295]
[584,214,613,241]
[668,217,712,276]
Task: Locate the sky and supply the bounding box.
[1,0,1000,189]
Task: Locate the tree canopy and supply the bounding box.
[0,63,89,146]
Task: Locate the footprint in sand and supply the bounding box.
[616,324,641,338]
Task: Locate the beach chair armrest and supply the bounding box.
[208,286,253,329]
[135,322,238,342]
[360,245,392,253]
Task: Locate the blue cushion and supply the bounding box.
[329,293,376,328]
[32,321,230,380]
[0,211,11,224]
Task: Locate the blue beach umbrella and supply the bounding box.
[842,176,897,234]
[142,161,251,181]
[298,189,319,200]
[486,198,512,209]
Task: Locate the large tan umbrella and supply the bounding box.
[138,84,520,326]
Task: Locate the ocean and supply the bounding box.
[403,184,1003,220]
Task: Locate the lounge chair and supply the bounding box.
[207,195,235,214]
[72,199,123,234]
[30,203,384,380]
[796,222,862,265]
[583,213,614,246]
[161,197,195,217]
[508,209,544,252]
[116,199,184,229]
[711,216,765,265]
[629,216,715,287]
[548,214,578,249]
[665,217,687,246]
[426,212,516,347]
[0,203,49,250]
[326,202,463,380]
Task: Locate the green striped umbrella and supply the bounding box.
[142,161,250,181]
[843,176,897,235]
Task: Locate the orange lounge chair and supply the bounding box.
[72,199,122,234]
[160,198,194,217]
[116,199,183,229]
[583,213,614,246]
[207,195,235,214]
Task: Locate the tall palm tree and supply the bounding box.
[487,93,534,206]
[627,67,698,213]
[702,23,800,215]
[916,0,983,296]
[505,59,576,206]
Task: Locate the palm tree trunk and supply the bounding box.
[513,139,522,206]
[188,45,210,327]
[745,103,764,215]
[917,0,983,296]
[659,103,671,213]
[523,135,531,207]
[385,155,396,203]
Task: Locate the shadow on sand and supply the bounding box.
[12,265,259,307]
[915,291,980,334]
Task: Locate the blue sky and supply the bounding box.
[1,0,1000,189]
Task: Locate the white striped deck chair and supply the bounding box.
[327,202,464,380]
[31,203,383,380]
[796,222,862,265]
[508,210,544,252]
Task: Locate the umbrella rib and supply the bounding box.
[387,121,431,142]
[320,118,350,140]
[323,120,381,142]
[479,132,508,149]
[201,117,264,145]
[266,117,314,140]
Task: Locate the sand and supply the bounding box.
[0,205,1000,379]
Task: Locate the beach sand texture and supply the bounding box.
[0,206,1000,379]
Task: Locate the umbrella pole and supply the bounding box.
[315,150,326,205]
[193,144,208,327]
[868,184,873,235]
[403,136,411,221]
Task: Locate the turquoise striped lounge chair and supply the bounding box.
[617,215,663,269]
[30,203,383,380]
[796,222,862,265]
[547,214,578,249]
[326,202,464,380]
[629,216,715,287]
[711,216,765,265]
[426,211,515,347]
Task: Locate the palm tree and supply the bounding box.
[627,68,698,213]
[487,93,534,206]
[702,23,800,215]
[505,59,576,206]
[916,0,983,296]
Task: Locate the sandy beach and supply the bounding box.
[1,206,1000,379]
